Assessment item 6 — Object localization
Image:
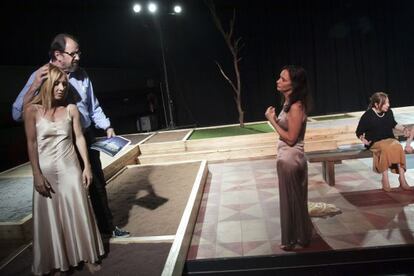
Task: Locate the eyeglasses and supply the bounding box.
[62,50,81,58]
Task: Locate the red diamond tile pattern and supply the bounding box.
[187,158,414,260]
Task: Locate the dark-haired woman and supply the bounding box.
[356,92,411,192]
[265,65,313,251]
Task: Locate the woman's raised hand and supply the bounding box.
[265,106,276,121]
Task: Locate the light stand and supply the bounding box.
[156,18,175,129]
[133,2,183,130]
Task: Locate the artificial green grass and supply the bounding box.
[312,114,353,121]
[189,122,274,140]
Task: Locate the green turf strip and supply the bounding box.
[312,114,353,121]
[189,123,274,140]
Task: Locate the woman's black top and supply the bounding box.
[355,108,397,148]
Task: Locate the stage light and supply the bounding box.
[132,3,142,13]
[148,2,158,13]
[173,5,182,14]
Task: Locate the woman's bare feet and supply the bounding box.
[398,176,412,190]
[381,178,391,192]
[85,262,101,274]
[280,244,294,251]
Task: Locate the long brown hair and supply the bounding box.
[31,64,68,112]
[281,65,312,113]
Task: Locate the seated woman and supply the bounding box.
[356,92,411,192]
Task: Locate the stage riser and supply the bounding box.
[138,130,361,164]
[137,139,341,165]
[0,217,32,243]
[101,146,140,181]
[184,245,414,275]
[138,146,277,164]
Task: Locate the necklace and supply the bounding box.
[372,108,385,118]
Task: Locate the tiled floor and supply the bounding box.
[187,157,414,260]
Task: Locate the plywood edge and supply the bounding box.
[161,160,208,276]
[139,140,186,154]
[138,132,157,144]
[128,159,205,168]
[182,129,194,141]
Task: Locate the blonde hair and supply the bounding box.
[31,64,68,112]
[368,92,388,110]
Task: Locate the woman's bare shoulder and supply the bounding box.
[290,101,304,112]
[25,104,40,114]
[67,104,79,112]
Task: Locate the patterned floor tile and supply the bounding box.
[215,242,243,257]
[242,241,272,256]
[217,221,242,243]
[241,219,268,242]
[188,157,414,260]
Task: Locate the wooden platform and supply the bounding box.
[0,134,149,265]
[0,161,208,275]
[2,105,414,274]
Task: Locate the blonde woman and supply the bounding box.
[355,92,411,191]
[24,64,104,275]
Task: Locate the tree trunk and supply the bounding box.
[237,99,244,127]
[206,0,245,127]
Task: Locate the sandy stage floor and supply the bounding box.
[107,161,201,236]
[1,161,203,275]
[143,130,190,144]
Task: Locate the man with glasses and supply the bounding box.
[12,33,130,238]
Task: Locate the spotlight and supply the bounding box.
[173,5,182,14]
[148,2,158,13]
[132,3,142,13]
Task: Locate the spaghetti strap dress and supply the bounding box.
[32,105,104,275]
[276,109,312,247]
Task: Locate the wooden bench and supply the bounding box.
[306,145,371,186]
[307,134,411,186]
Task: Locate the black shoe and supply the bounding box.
[112,226,130,238]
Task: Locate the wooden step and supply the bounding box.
[138,145,277,164]
[137,139,338,165]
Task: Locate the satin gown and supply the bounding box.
[32,106,104,275]
[276,109,312,247]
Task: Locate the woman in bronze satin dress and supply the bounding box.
[265,65,313,251]
[24,64,104,275]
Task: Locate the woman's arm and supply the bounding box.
[355,112,372,146]
[265,102,304,146]
[355,113,367,138]
[24,105,52,197]
[70,104,93,188]
[405,127,414,153]
[394,124,406,133]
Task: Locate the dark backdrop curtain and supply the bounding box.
[1,0,413,171]
[1,0,414,128]
[165,0,414,126]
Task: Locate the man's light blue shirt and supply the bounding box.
[12,67,111,130]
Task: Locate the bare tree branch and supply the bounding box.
[215,61,238,94]
[205,0,245,127]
